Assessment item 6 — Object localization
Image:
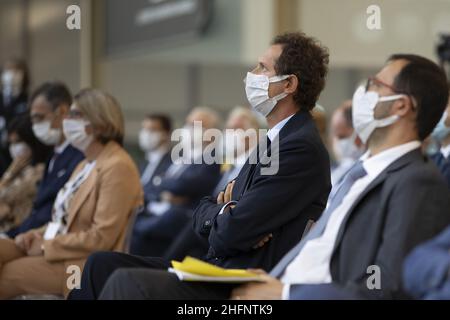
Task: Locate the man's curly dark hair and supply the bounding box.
[272,32,329,111]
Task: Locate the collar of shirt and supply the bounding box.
[360,140,421,178]
[440,144,450,159]
[146,145,169,164]
[267,114,295,142]
[54,140,70,154]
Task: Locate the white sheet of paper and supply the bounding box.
[43,222,61,240]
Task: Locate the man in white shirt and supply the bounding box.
[70,31,332,300]
[230,54,450,300]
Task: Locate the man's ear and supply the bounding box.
[285,75,299,95]
[392,96,411,117]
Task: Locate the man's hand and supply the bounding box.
[160,191,189,206]
[15,231,37,252]
[217,180,236,206]
[26,233,44,256]
[253,234,273,249]
[230,269,284,300]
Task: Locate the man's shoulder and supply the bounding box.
[391,154,444,185]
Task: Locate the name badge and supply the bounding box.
[43,222,62,240]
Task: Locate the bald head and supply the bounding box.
[186,106,220,130]
[226,106,260,131]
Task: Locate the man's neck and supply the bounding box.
[55,137,66,149]
[147,143,170,160]
[368,129,418,157]
[266,102,298,129]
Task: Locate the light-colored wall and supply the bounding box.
[0,0,27,63]
[27,0,81,92]
[298,0,450,68]
[1,0,448,145]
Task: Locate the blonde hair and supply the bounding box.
[228,106,260,130]
[74,88,125,145]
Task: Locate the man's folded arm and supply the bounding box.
[207,139,329,257]
[192,196,226,239]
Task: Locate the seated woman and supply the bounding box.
[0,115,52,232]
[0,88,143,299]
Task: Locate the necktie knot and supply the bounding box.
[346,160,367,182]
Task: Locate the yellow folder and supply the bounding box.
[170,256,264,282]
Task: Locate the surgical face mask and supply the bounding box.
[245,72,290,117]
[63,119,93,152]
[431,111,450,142]
[332,133,363,162]
[32,121,62,146]
[352,85,405,144]
[9,142,30,159]
[1,70,23,97]
[139,129,162,152]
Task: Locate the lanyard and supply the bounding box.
[52,161,96,223]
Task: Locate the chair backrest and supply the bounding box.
[122,206,144,254]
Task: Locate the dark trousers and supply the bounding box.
[68,252,235,300]
[130,207,191,257]
[163,224,209,261]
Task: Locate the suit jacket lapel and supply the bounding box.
[332,149,423,250]
[65,168,98,230]
[65,141,119,230]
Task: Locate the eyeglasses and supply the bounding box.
[365,77,404,94]
[67,109,84,119]
[365,76,416,109]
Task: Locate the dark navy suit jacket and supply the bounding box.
[6,144,84,238]
[193,110,331,271]
[403,225,450,300]
[140,152,173,205]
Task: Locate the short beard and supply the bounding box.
[368,126,390,150]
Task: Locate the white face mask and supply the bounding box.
[352,85,406,144]
[63,119,93,152]
[32,121,62,146]
[431,111,450,142]
[332,133,363,162]
[1,70,23,97]
[139,129,162,152]
[244,72,290,117]
[9,142,30,159]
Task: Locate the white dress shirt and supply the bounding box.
[267,114,294,142]
[140,146,169,185]
[48,140,70,173]
[440,144,450,159]
[281,140,421,299]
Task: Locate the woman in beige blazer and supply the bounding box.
[0,89,143,299]
[0,115,52,232]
